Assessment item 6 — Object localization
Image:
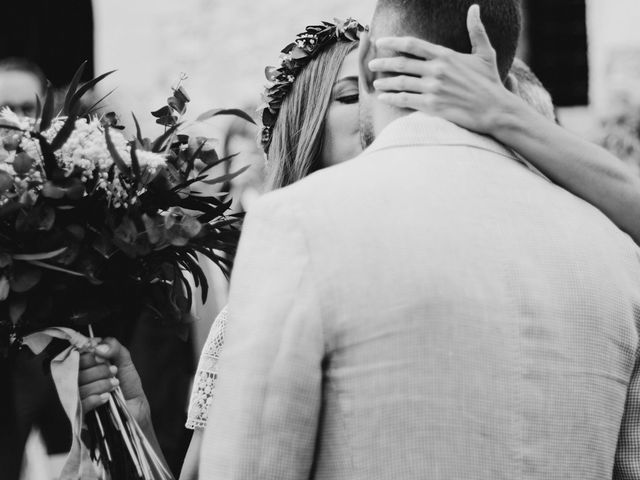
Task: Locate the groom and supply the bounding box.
[200,1,640,479]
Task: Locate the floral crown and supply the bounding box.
[259,17,366,153]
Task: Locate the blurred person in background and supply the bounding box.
[0,57,47,117]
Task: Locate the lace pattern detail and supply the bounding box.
[186,306,228,430]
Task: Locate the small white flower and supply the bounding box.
[0,162,16,176]
[20,136,41,160]
[0,107,27,129]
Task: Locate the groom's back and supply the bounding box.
[287,114,640,479]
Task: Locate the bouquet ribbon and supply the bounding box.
[22,327,101,480]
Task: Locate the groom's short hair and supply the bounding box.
[372,0,522,80]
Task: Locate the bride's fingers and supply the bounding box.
[368,56,432,76]
[378,91,435,111]
[374,75,438,94]
[78,363,117,385]
[79,352,100,369]
[375,36,451,61]
[79,377,119,400]
[82,393,111,414]
[467,4,496,61]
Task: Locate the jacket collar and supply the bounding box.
[365,112,516,159]
[363,112,548,179]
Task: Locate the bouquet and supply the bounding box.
[0,63,254,479]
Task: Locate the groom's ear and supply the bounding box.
[358,30,376,95]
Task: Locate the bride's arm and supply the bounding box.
[369,4,640,245]
[487,93,640,244]
[179,306,229,480]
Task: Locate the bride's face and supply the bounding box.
[320,50,362,168]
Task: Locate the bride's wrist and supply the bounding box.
[126,396,153,431]
[487,90,532,139]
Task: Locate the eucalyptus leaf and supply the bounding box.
[39,82,55,132]
[184,140,206,177]
[41,182,66,199]
[83,87,118,116]
[104,126,131,176]
[68,70,116,114]
[34,133,60,177]
[64,178,85,200]
[130,142,141,185]
[11,264,42,293]
[155,115,178,127]
[131,112,144,145]
[13,153,34,175]
[151,123,180,152]
[0,276,9,301]
[199,148,219,166]
[0,171,13,193]
[50,111,80,152]
[34,95,42,124]
[168,96,186,115]
[0,254,12,268]
[201,165,250,185]
[63,61,88,115]
[196,108,256,125]
[151,106,172,118]
[199,153,238,175]
[15,205,55,232]
[9,296,27,324]
[13,248,67,261]
[174,85,191,104]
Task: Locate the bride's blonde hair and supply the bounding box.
[266,41,358,190]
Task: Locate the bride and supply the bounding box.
[78,7,640,480]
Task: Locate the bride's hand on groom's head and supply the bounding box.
[368,4,518,136]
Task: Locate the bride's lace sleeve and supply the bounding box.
[186,306,228,430]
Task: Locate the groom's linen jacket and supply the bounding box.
[200,113,640,480]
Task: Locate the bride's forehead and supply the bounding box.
[337,50,360,79]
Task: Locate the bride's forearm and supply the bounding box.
[490,95,640,244]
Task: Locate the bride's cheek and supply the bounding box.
[322,104,361,165]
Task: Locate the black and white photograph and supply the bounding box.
[1,0,640,479]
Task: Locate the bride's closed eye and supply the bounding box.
[336,93,359,105]
[332,76,359,105]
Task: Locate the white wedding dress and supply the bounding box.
[185,306,228,429]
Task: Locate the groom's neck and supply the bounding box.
[372,97,413,138]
